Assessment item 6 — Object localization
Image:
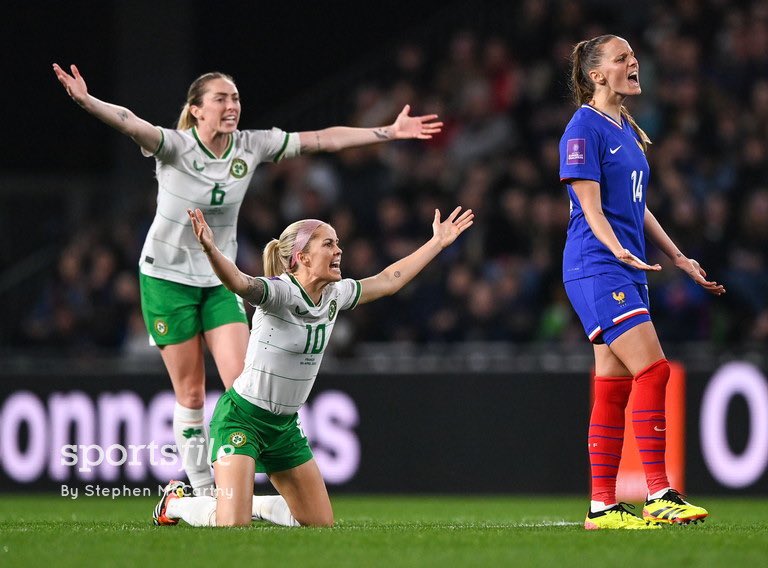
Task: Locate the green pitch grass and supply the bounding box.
[1,495,766,567]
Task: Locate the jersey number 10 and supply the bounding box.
[630,170,644,203]
[303,324,327,354]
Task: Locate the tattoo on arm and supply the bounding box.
[244,276,266,305]
[117,110,129,122]
[315,132,321,152]
[373,128,390,140]
[394,270,401,278]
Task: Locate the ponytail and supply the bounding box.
[620,106,652,151]
[262,239,286,277]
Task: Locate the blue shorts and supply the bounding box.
[564,273,651,345]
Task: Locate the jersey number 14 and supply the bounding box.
[630,170,644,203]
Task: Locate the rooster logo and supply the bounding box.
[612,291,626,304]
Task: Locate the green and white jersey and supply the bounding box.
[233,273,362,415]
[139,126,300,286]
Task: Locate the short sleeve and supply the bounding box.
[253,276,293,309]
[559,125,602,183]
[141,127,176,160]
[336,279,362,311]
[242,128,300,164]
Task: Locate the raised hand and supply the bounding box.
[52,63,89,106]
[615,248,662,272]
[432,206,474,248]
[674,256,726,295]
[390,104,443,139]
[187,208,216,254]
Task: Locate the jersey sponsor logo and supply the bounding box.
[229,432,247,447]
[295,306,309,316]
[154,319,169,336]
[612,291,626,304]
[328,299,337,321]
[193,159,205,172]
[566,138,585,165]
[230,158,248,179]
[609,145,622,154]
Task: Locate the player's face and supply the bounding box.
[594,37,641,97]
[193,78,241,133]
[305,224,343,282]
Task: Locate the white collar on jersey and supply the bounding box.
[581,104,624,130]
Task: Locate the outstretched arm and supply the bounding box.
[358,207,474,305]
[644,207,725,295]
[52,63,162,154]
[187,208,266,305]
[298,104,442,154]
[571,179,661,272]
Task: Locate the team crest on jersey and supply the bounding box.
[612,291,626,304]
[328,299,337,321]
[230,158,248,179]
[229,432,247,447]
[154,319,169,336]
[566,138,585,165]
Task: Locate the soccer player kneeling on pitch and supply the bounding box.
[153,206,473,527]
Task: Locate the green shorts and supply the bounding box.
[139,272,247,346]
[209,389,314,474]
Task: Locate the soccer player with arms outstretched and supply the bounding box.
[153,205,473,526]
[52,63,442,497]
[559,35,725,530]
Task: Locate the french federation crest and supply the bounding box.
[328,299,337,321]
[230,158,248,179]
[612,291,626,304]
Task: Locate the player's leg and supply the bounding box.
[213,454,257,526]
[268,459,333,527]
[159,339,216,495]
[608,321,708,523]
[204,322,249,389]
[588,343,632,511]
[140,274,214,495]
[154,480,217,527]
[201,285,249,389]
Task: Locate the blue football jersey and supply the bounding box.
[559,104,649,284]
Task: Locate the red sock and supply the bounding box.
[589,375,632,504]
[632,359,671,495]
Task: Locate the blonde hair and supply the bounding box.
[176,72,236,130]
[262,220,327,277]
[569,35,651,151]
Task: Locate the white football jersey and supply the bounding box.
[139,126,300,286]
[233,273,362,415]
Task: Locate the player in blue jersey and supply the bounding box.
[559,35,725,530]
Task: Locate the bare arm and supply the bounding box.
[52,63,162,154]
[187,208,266,305]
[644,207,725,295]
[298,104,442,154]
[358,207,474,305]
[571,179,661,272]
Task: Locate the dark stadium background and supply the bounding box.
[1,1,766,496]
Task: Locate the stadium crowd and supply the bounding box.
[17,0,768,355]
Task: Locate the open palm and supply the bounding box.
[391,104,443,139]
[432,207,474,248]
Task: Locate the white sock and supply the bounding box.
[252,495,300,527]
[167,496,217,527]
[173,403,215,495]
[590,500,616,513]
[647,487,671,500]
